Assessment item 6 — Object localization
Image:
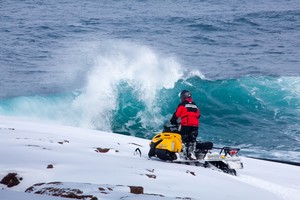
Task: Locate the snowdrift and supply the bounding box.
[0,115,299,200]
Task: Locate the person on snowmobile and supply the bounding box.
[170,90,200,159]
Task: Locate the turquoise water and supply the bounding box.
[1,74,299,161]
[1,0,299,161]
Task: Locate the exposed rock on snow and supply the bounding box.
[128,186,143,194]
[57,140,69,145]
[95,148,110,153]
[145,174,157,179]
[47,164,54,169]
[186,170,196,176]
[24,182,173,199]
[0,173,22,188]
[25,182,98,200]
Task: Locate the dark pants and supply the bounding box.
[179,126,198,147]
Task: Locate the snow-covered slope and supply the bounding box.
[0,115,299,200]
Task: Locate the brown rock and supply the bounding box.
[25,182,101,200]
[95,148,110,153]
[47,164,54,169]
[186,170,196,176]
[145,174,156,179]
[129,186,144,194]
[0,173,21,188]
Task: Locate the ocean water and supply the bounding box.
[1,0,299,161]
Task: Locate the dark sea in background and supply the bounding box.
[1,0,300,161]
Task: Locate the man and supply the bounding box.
[170,90,200,159]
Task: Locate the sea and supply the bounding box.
[1,0,299,162]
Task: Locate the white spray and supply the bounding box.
[72,41,184,131]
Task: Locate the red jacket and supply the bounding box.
[170,97,200,127]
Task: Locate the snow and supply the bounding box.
[0,115,300,200]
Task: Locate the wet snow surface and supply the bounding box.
[0,116,299,200]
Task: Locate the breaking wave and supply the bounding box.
[0,42,299,161]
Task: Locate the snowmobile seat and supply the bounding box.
[162,124,179,133]
[196,141,213,151]
[195,141,213,160]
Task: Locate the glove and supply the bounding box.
[170,118,177,125]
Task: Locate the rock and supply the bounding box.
[47,164,54,169]
[25,182,98,200]
[0,173,22,188]
[129,186,144,194]
[145,174,156,179]
[95,148,110,153]
[186,170,196,176]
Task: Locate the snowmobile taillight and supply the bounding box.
[229,150,237,156]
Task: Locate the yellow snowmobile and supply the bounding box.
[148,131,183,161]
[148,124,243,176]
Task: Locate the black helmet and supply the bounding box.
[179,90,192,100]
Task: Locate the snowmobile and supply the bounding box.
[148,124,243,176]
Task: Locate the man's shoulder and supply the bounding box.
[177,101,186,107]
[178,101,198,107]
